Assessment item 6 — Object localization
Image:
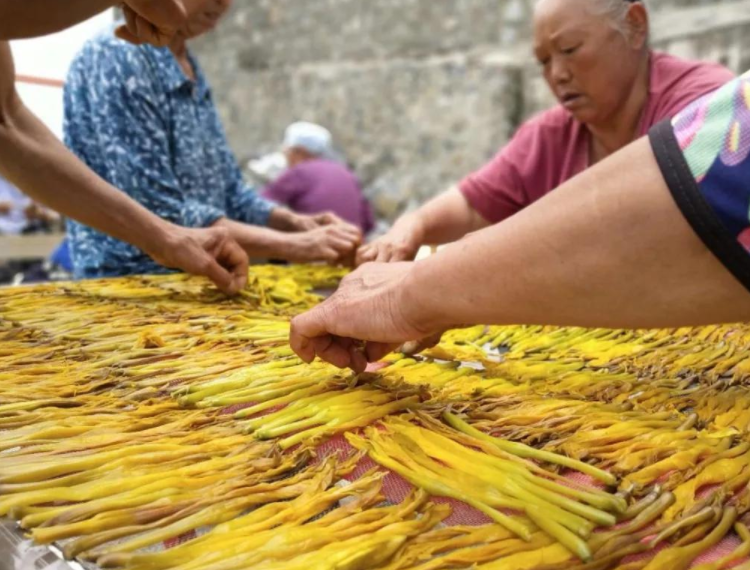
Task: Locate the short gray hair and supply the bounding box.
[587,0,648,35]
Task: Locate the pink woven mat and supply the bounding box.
[315,433,749,567]
[157,392,748,568]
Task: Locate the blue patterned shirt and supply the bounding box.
[64,29,275,278]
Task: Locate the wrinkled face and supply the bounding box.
[284,147,313,168]
[533,0,648,126]
[182,0,232,39]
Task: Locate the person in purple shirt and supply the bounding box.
[263,122,376,235]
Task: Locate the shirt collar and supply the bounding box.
[144,44,210,99]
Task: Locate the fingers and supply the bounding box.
[118,0,186,46]
[309,335,353,369]
[191,227,248,295]
[355,245,376,267]
[315,213,359,237]
[374,247,392,263]
[327,236,358,257]
[326,337,368,373]
[291,330,388,372]
[290,303,360,371]
[338,225,363,242]
[399,331,444,356]
[337,249,358,269]
[321,222,360,242]
[319,248,340,266]
[290,308,330,363]
[215,234,249,294]
[123,5,139,39]
[359,240,413,265]
[314,212,339,226]
[115,17,168,47]
[290,314,370,372]
[365,342,399,363]
[197,256,236,295]
[316,226,361,265]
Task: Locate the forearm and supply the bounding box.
[405,137,750,332]
[267,207,302,232]
[215,219,293,259]
[0,88,171,253]
[404,187,490,246]
[0,0,114,39]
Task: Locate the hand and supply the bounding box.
[24,202,57,222]
[270,208,359,235]
[290,262,436,372]
[116,0,188,47]
[356,221,422,266]
[286,224,362,265]
[23,202,40,220]
[399,331,445,356]
[0,201,11,215]
[148,224,248,295]
[311,211,350,227]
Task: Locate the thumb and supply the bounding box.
[290,307,331,363]
[198,254,235,295]
[115,25,145,45]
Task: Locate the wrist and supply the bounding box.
[268,208,299,232]
[279,232,307,261]
[394,214,426,246]
[258,229,302,261]
[398,260,450,337]
[140,218,180,262]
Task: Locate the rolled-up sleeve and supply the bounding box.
[649,72,750,292]
[226,179,276,226]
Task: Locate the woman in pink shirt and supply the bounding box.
[357,0,734,265]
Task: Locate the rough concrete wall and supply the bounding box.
[193,0,750,221]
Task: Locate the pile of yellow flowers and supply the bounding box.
[2,266,750,570]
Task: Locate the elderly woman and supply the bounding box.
[357,0,733,265]
[64,0,361,279]
[291,69,750,371]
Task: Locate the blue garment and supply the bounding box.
[64,29,275,278]
[50,239,73,272]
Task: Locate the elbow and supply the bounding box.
[0,89,23,143]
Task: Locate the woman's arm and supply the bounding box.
[0,42,247,293]
[356,187,490,265]
[0,0,185,42]
[216,218,361,265]
[290,136,750,371]
[407,137,750,330]
[0,0,113,38]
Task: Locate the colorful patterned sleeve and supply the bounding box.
[649,72,750,292]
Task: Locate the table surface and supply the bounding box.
[0,234,65,263]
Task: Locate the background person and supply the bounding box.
[290,72,750,372]
[356,0,733,266]
[0,0,249,294]
[262,122,375,235]
[64,1,360,279]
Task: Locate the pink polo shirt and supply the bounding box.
[460,52,735,224]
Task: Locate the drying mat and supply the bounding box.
[7,430,747,569]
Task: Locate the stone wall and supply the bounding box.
[193,0,750,221]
